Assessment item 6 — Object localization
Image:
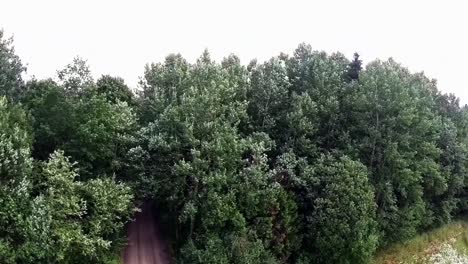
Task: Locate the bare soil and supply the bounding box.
[123,203,171,264]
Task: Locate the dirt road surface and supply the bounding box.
[123,203,171,264]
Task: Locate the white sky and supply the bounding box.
[1,0,467,102]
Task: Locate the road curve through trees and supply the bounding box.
[123,203,171,264]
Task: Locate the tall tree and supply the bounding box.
[138,53,191,124]
[96,75,134,105]
[57,56,94,97]
[346,52,363,82]
[22,79,76,160]
[130,52,301,263]
[346,59,443,243]
[0,97,32,263]
[275,153,378,264]
[23,79,137,179]
[0,97,135,263]
[0,30,26,101]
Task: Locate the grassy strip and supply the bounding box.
[373,217,468,264]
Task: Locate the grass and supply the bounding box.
[453,226,468,255]
[373,217,468,264]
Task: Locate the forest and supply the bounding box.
[0,29,467,263]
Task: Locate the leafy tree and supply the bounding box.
[1,34,468,264]
[24,151,134,264]
[221,54,249,105]
[138,53,191,124]
[0,30,26,101]
[0,97,135,264]
[23,79,137,180]
[247,57,291,145]
[246,44,350,160]
[96,75,134,105]
[285,45,350,155]
[304,155,377,264]
[132,46,467,262]
[0,97,32,263]
[57,56,94,97]
[65,95,137,179]
[131,52,301,262]
[346,59,443,243]
[247,45,350,158]
[275,153,378,264]
[179,231,278,264]
[430,92,468,221]
[22,79,76,160]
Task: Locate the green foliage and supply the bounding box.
[0,96,32,179]
[346,52,362,82]
[0,31,26,101]
[247,57,291,144]
[23,79,137,179]
[96,75,135,105]
[57,56,94,97]
[22,79,75,160]
[0,97,135,263]
[23,151,135,264]
[134,52,301,262]
[0,97,33,263]
[1,34,467,263]
[304,155,378,264]
[179,232,278,264]
[138,53,191,124]
[346,59,445,243]
[66,95,137,178]
[131,47,467,263]
[274,152,378,263]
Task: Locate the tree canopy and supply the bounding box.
[0,31,466,264]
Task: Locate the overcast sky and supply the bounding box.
[1,0,467,102]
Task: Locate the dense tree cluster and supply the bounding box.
[0,30,466,263]
[0,32,135,264]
